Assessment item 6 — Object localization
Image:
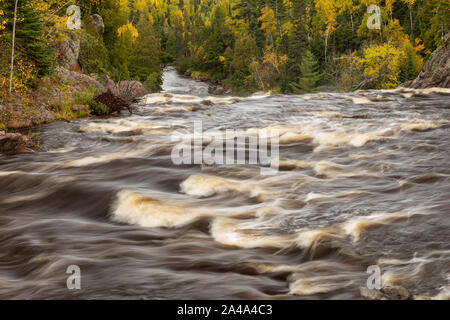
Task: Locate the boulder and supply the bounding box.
[0,133,39,155]
[71,104,89,113]
[98,77,148,103]
[360,285,412,300]
[114,81,149,103]
[405,33,450,88]
[208,84,232,95]
[90,14,104,36]
[56,67,105,94]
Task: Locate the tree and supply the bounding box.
[401,0,416,42]
[129,8,162,92]
[9,0,18,94]
[4,0,54,83]
[285,0,308,92]
[357,43,406,89]
[290,50,322,93]
[230,34,258,93]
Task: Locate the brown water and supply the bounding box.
[1,67,449,299]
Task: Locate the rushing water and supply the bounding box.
[1,67,449,299]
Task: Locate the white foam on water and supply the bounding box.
[180,174,268,201]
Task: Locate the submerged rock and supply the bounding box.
[360,286,412,300]
[0,133,39,155]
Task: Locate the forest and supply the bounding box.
[0,0,448,99]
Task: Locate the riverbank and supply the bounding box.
[0,66,150,154]
[1,67,148,131]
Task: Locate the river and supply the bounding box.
[0,67,449,299]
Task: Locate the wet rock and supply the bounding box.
[90,14,104,36]
[360,286,412,300]
[405,33,450,89]
[201,100,213,106]
[380,286,412,300]
[0,133,39,155]
[208,84,232,96]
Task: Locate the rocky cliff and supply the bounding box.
[405,33,450,89]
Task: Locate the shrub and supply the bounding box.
[88,100,109,116]
[73,89,96,105]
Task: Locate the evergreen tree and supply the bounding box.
[290,50,322,94]
[230,34,258,93]
[3,0,54,77]
[129,11,162,92]
[285,0,308,92]
[400,47,417,82]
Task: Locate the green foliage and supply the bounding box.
[72,88,96,105]
[290,51,322,94]
[79,17,111,75]
[2,1,54,77]
[230,34,258,93]
[129,11,161,92]
[88,100,109,116]
[144,72,162,93]
[285,0,309,91]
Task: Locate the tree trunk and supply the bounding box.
[409,4,414,42]
[9,0,19,95]
[350,14,354,34]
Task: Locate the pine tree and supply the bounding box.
[400,47,417,82]
[3,0,54,77]
[290,50,322,94]
[230,34,258,93]
[285,0,308,92]
[129,11,162,92]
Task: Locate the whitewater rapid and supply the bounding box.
[0,67,449,299]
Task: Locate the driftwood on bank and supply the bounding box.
[94,90,132,114]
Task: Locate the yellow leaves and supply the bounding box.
[259,7,277,39]
[117,23,139,42]
[357,43,405,89]
[219,56,226,64]
[204,17,211,28]
[148,14,154,26]
[0,56,37,95]
[414,38,425,53]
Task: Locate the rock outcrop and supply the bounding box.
[55,33,81,72]
[56,67,105,94]
[405,33,450,89]
[98,76,149,103]
[90,14,105,36]
[0,132,39,155]
[114,81,149,102]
